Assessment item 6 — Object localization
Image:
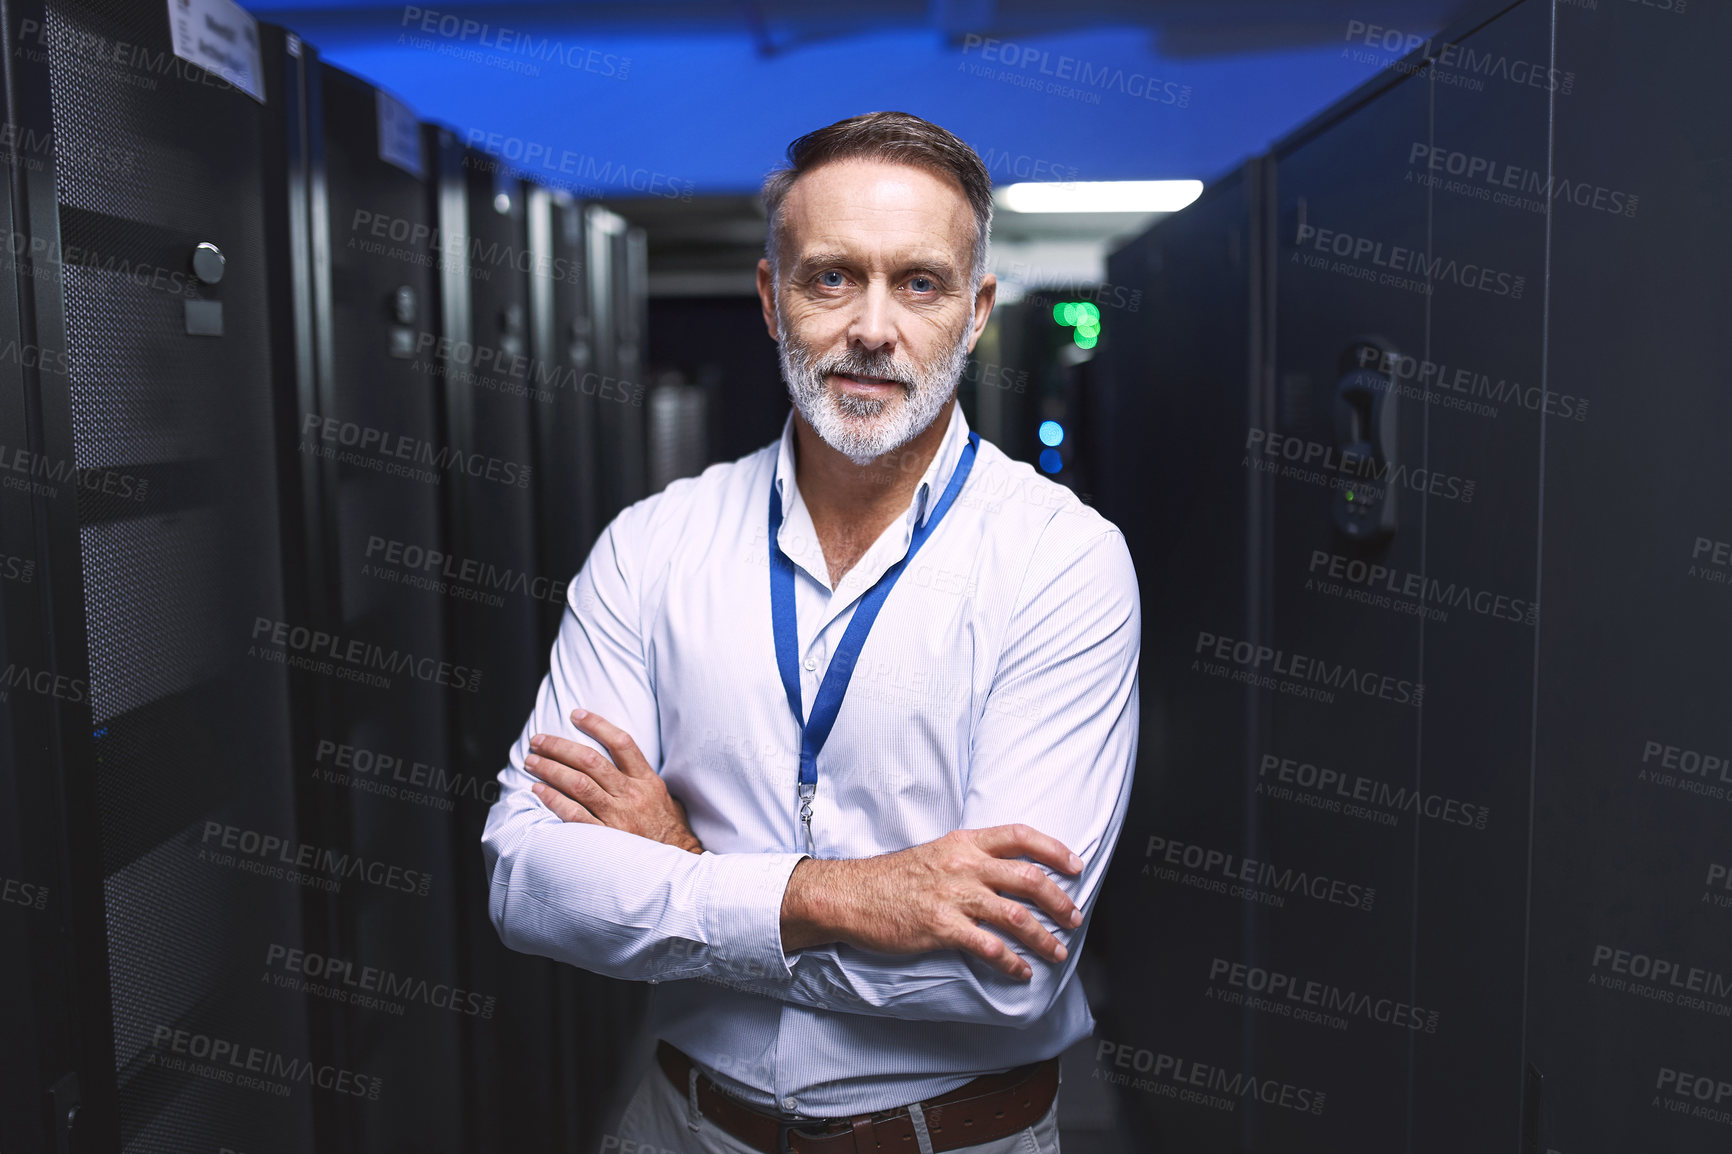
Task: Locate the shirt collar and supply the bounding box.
[773,403,971,532]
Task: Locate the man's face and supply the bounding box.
[758,158,995,465]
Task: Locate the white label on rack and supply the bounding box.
[166,0,265,104]
[376,90,423,177]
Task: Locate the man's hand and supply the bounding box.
[780,825,1085,981]
[524,708,703,855]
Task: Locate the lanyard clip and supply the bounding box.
[797,781,815,855]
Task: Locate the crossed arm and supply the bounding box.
[481,511,1139,1025]
[527,710,1086,982]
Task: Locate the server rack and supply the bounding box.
[425,131,653,1154]
[0,4,650,1149]
[0,2,328,1151]
[0,1,111,1145]
[1092,160,1280,1154]
[1094,0,1729,1150]
[524,174,656,1154]
[526,185,600,638]
[268,38,471,1154]
[585,205,648,520]
[1524,3,1732,1150]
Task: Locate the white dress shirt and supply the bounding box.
[481,402,1140,1117]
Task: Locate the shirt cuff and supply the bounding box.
[702,851,809,985]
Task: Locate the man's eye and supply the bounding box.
[818,270,846,287]
[908,276,936,293]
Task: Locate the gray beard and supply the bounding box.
[777,306,974,466]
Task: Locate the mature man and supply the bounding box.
[481,111,1139,1154]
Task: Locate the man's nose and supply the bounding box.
[845,280,898,354]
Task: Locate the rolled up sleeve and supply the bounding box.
[771,524,1141,1024]
[481,510,809,984]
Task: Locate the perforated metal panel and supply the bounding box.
[44,2,312,1151]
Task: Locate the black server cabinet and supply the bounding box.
[271,41,469,1154]
[4,1,328,1151]
[1094,2,1555,1149]
[1258,63,1441,1154]
[0,6,111,1145]
[1524,3,1732,1151]
[1091,160,1276,1154]
[426,132,642,1154]
[526,185,599,638]
[524,178,655,1154]
[585,205,648,519]
[1396,3,1550,1145]
[1260,4,1546,1148]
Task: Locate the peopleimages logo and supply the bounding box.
[299,414,533,489]
[1,875,48,911]
[1341,20,1574,94]
[1294,222,1526,299]
[149,1025,383,1100]
[399,6,629,79]
[1144,834,1377,912]
[0,661,87,704]
[1638,737,1732,804]
[364,534,568,609]
[201,821,434,897]
[1354,346,1588,424]
[1407,142,1639,219]
[1194,629,1424,707]
[250,616,483,693]
[1307,549,1537,627]
[1207,957,1440,1034]
[1245,427,1476,505]
[958,36,1191,107]
[1259,751,1490,831]
[462,130,692,200]
[1656,1066,1732,1128]
[1094,1040,1326,1114]
[264,944,496,1019]
[1589,944,1732,1020]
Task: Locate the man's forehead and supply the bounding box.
[788,238,963,271]
[779,159,975,265]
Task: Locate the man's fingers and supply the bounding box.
[531,781,599,826]
[525,753,613,817]
[529,734,625,793]
[952,923,1032,981]
[973,823,1083,876]
[571,709,655,778]
[982,858,1082,930]
[975,895,1066,965]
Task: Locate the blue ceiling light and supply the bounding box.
[251,8,1421,199]
[1038,420,1065,448]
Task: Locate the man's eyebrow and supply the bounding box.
[790,250,964,279]
[790,250,854,276]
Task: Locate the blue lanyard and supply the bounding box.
[769,431,980,852]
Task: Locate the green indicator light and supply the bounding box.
[1074,331,1098,349]
[1078,301,1101,323]
[1345,491,1356,502]
[1052,302,1069,324]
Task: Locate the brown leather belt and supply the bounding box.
[655,1040,1059,1154]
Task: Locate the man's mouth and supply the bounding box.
[829,371,904,392]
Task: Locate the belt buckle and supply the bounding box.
[775,1115,841,1154]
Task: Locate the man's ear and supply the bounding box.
[757,259,779,342]
[967,272,998,354]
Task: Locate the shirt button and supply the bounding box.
[782,1096,797,1112]
[803,656,818,672]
